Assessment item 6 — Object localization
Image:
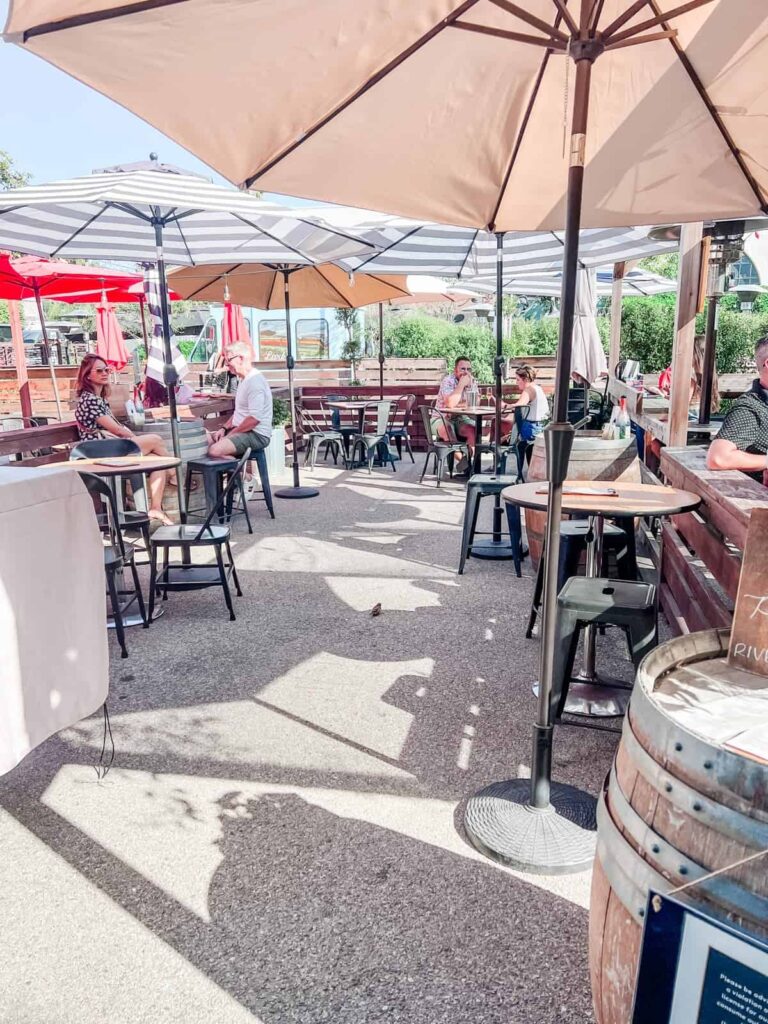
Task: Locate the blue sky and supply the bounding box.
[0,2,310,206]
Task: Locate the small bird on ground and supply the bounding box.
[370,603,382,617]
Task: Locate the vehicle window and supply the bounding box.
[258,319,287,361]
[296,318,329,359]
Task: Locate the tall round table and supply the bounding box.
[502,480,700,716]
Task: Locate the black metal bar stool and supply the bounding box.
[185,449,274,528]
[550,577,657,722]
[525,519,637,637]
[458,474,525,577]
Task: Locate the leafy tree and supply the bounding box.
[638,252,679,279]
[0,150,30,191]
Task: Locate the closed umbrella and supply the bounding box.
[95,298,128,371]
[142,265,188,395]
[222,302,252,349]
[169,262,410,497]
[10,0,768,874]
[570,268,606,386]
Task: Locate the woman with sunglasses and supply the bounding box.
[74,353,173,524]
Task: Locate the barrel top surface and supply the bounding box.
[502,480,700,517]
[649,652,768,759]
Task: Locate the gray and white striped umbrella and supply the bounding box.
[142,266,188,387]
[322,211,676,277]
[0,169,373,265]
[464,266,677,299]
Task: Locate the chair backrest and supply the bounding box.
[197,448,252,539]
[79,471,126,558]
[324,394,347,431]
[387,393,416,433]
[300,404,325,434]
[70,437,142,461]
[362,400,392,436]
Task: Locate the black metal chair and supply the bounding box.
[150,449,250,622]
[71,438,152,562]
[325,393,358,458]
[80,471,148,658]
[550,577,657,722]
[350,401,396,473]
[386,393,417,463]
[184,444,273,530]
[418,406,470,486]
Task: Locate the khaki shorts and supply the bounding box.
[229,430,270,457]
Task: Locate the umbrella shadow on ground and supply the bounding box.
[205,790,593,1024]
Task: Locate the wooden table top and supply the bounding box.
[502,480,701,517]
[325,400,385,410]
[53,454,181,477]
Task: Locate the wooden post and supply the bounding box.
[668,222,704,448]
[608,261,626,376]
[8,299,32,421]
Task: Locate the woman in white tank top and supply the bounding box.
[495,364,550,444]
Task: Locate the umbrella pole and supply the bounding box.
[699,254,723,424]
[464,52,597,874]
[34,285,63,421]
[378,302,384,401]
[274,268,319,500]
[494,231,504,472]
[153,220,186,518]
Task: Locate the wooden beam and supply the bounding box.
[487,0,569,42]
[608,261,626,376]
[668,222,704,447]
[551,0,578,35]
[8,300,32,421]
[453,21,566,48]
[604,0,715,45]
[605,29,677,49]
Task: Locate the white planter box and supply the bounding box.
[265,425,286,477]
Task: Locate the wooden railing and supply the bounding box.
[658,447,768,635]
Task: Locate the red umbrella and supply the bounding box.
[221,301,251,349]
[0,254,143,419]
[96,299,129,371]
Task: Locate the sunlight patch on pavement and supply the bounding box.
[239,535,453,578]
[324,576,442,612]
[258,651,432,760]
[39,768,592,933]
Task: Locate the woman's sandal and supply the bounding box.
[148,509,174,526]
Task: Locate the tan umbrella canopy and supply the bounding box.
[168,263,410,308]
[169,262,410,498]
[9,0,768,871]
[5,1,767,231]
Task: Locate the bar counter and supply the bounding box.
[659,447,768,634]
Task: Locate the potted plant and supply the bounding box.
[267,396,290,476]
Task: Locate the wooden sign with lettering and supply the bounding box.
[728,508,768,676]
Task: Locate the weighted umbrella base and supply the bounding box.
[275,486,320,500]
[531,678,631,717]
[468,538,515,560]
[464,779,597,874]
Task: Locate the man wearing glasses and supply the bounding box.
[207,342,272,459]
[707,337,768,482]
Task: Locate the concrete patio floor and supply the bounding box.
[0,457,637,1024]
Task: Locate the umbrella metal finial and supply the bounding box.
[149,152,158,163]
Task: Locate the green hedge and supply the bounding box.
[386,300,768,380]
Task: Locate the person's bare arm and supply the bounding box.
[444,376,470,409]
[95,413,134,440]
[512,384,534,409]
[228,415,259,435]
[706,438,767,473]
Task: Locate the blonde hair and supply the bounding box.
[224,341,253,361]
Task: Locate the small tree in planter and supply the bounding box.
[336,308,362,383]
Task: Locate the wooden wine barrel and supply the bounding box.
[136,420,208,522]
[525,431,639,568]
[590,629,768,1024]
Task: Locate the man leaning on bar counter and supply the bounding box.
[707,337,768,483]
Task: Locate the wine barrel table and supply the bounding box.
[589,629,768,1024]
[526,431,640,568]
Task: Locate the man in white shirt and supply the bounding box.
[207,341,272,458]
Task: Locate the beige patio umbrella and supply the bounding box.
[169,262,410,496]
[8,0,768,873]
